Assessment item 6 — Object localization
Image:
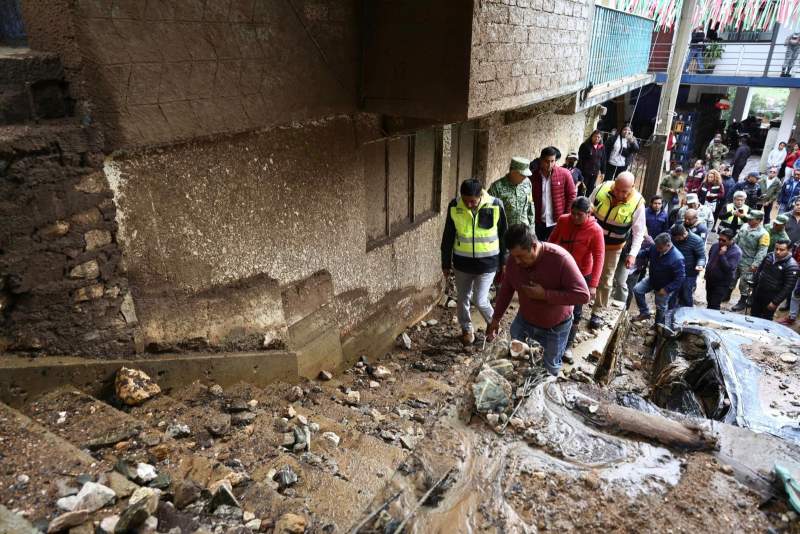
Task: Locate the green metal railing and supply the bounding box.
[587,6,655,87]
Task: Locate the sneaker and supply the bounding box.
[731,300,747,312]
[562,350,574,365]
[631,313,652,322]
[460,330,475,345]
[779,316,796,325]
[588,314,603,329]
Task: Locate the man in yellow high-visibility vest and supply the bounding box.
[441,179,509,345]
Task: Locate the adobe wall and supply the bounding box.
[105,116,448,360]
[468,0,591,118]
[21,0,359,150]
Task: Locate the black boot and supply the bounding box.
[731,298,747,312]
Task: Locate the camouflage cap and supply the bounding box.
[774,213,789,225]
[746,210,764,220]
[510,157,532,177]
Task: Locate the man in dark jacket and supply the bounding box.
[441,179,508,345]
[646,196,668,237]
[705,229,742,310]
[750,239,799,320]
[669,223,706,307]
[732,137,751,181]
[531,146,577,241]
[733,171,762,209]
[632,233,686,326]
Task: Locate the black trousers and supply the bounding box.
[706,280,729,310]
[605,163,628,180]
[750,294,776,320]
[535,222,554,242]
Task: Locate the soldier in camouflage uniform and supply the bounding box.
[488,157,535,227]
[705,134,730,170]
[731,210,771,311]
[766,213,790,252]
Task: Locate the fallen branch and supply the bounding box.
[572,397,718,451]
[392,469,455,534]
[349,491,402,534]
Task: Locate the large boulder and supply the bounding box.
[115,367,161,406]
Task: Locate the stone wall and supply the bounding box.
[105,116,448,362]
[481,105,586,183]
[468,0,592,118]
[0,123,138,355]
[22,0,359,150]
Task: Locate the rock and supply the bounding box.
[135,463,158,483]
[275,513,306,534]
[286,386,304,402]
[226,399,250,412]
[427,319,439,326]
[472,367,513,413]
[57,481,116,513]
[487,359,514,378]
[438,294,450,307]
[273,466,298,491]
[296,414,308,426]
[343,390,360,406]
[165,424,191,439]
[129,487,160,514]
[154,501,199,533]
[243,511,256,522]
[308,422,320,433]
[205,414,231,437]
[248,399,258,408]
[486,413,500,425]
[173,479,202,510]
[321,432,340,447]
[140,431,161,447]
[231,412,256,425]
[74,284,104,302]
[371,366,392,379]
[282,432,296,447]
[84,229,112,251]
[139,516,158,534]
[399,435,417,450]
[583,472,601,490]
[209,479,240,510]
[115,367,161,406]
[509,417,525,429]
[369,380,380,389]
[398,333,412,350]
[209,384,224,396]
[245,519,262,531]
[292,425,311,451]
[224,471,249,487]
[56,478,79,498]
[98,515,119,534]
[16,474,29,486]
[48,511,90,533]
[213,505,243,519]
[447,299,457,308]
[780,353,798,364]
[68,521,93,534]
[318,370,333,381]
[369,408,384,422]
[285,405,297,419]
[719,464,734,475]
[68,260,100,280]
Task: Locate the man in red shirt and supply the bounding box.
[487,224,591,377]
[548,197,605,357]
[531,146,577,242]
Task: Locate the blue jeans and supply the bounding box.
[633,277,673,325]
[684,46,705,72]
[510,314,573,376]
[669,275,697,308]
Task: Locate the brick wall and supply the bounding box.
[468,0,592,118]
[24,0,359,150]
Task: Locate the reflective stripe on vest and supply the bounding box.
[719,203,749,227]
[592,182,643,245]
[450,192,501,259]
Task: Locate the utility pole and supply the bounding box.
[643,0,699,200]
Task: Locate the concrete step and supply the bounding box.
[0,402,138,524]
[24,387,144,451]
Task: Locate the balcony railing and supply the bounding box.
[586,6,655,87]
[649,41,799,78]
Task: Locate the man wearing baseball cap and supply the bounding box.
[563,152,586,196]
[731,209,770,311]
[488,157,536,228]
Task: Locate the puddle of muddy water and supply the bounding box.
[374,382,683,533]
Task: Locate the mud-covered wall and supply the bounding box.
[482,106,586,182]
[468,0,591,118]
[21,0,359,150]
[106,116,448,352]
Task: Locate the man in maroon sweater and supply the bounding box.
[531,146,577,242]
[487,224,591,377]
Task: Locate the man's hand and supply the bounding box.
[768,302,777,311]
[719,245,728,254]
[442,268,451,279]
[695,265,704,272]
[589,286,597,299]
[625,255,635,269]
[657,288,668,297]
[486,320,500,341]
[521,283,546,300]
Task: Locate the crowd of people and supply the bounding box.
[440,131,800,381]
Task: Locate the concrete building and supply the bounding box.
[0,0,652,380]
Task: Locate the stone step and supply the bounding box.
[0,48,63,86]
[0,402,137,524]
[24,387,145,451]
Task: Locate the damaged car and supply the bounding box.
[650,307,800,443]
